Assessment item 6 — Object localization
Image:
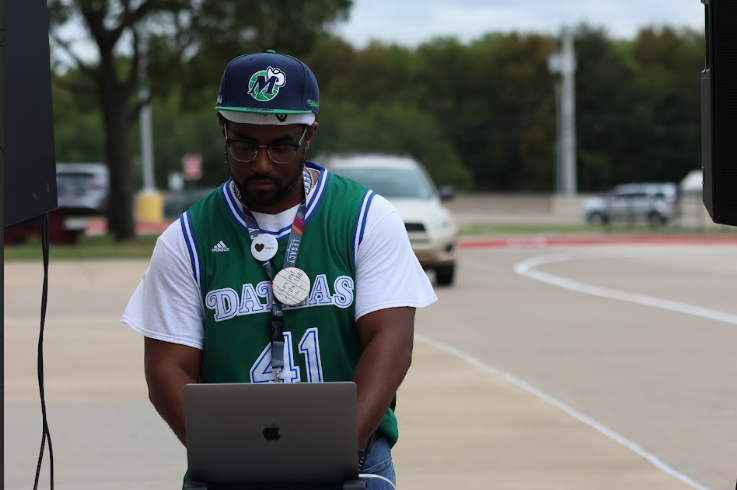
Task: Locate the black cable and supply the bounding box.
[33,213,54,490]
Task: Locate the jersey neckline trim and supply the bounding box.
[221,161,329,239]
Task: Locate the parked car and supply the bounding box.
[56,162,110,216]
[322,153,459,286]
[583,182,682,226]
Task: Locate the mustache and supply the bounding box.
[244,174,281,184]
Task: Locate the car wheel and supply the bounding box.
[435,264,455,286]
[587,212,607,225]
[647,212,666,226]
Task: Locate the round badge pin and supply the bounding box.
[272,267,311,306]
[251,233,278,262]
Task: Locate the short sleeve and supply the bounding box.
[121,219,206,349]
[354,195,437,320]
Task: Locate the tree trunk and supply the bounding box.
[100,76,137,242]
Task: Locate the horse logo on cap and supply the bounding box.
[247,66,287,102]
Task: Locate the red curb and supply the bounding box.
[459,235,737,249]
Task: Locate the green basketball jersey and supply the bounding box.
[182,165,398,446]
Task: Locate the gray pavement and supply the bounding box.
[413,244,737,490]
[5,248,734,489]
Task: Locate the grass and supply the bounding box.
[4,234,160,260]
[4,223,735,261]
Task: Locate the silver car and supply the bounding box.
[56,162,110,216]
[323,154,459,286]
[583,182,682,226]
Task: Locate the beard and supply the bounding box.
[228,151,306,210]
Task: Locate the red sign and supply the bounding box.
[183,153,203,181]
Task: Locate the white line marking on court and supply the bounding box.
[416,333,716,490]
[514,253,737,326]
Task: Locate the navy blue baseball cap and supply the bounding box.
[216,50,319,126]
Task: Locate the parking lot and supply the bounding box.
[4,238,737,490]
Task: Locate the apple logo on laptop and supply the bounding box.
[263,424,281,441]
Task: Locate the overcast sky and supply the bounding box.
[333,0,705,47]
[54,0,705,65]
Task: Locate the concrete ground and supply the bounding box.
[5,241,736,489]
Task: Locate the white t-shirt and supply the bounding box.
[121,170,437,349]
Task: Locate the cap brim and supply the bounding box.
[218,109,315,126]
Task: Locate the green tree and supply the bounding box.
[301,35,359,103]
[311,100,472,190]
[574,26,638,191]
[412,38,496,189]
[488,33,558,191]
[575,26,703,191]
[627,27,703,184]
[412,34,558,191]
[52,67,106,163]
[48,0,352,241]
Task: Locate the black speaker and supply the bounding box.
[2,0,58,229]
[701,0,737,227]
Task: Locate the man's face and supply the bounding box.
[223,121,316,213]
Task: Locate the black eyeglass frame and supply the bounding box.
[224,122,310,165]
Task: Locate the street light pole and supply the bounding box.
[548,28,578,196]
[554,82,562,193]
[136,35,163,224]
[139,37,155,193]
[560,28,578,196]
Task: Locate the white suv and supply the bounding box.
[583,182,682,226]
[322,153,459,286]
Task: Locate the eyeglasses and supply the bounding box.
[224,123,309,165]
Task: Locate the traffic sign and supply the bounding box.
[182,153,203,181]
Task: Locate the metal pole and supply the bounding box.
[139,38,156,192]
[554,82,562,193]
[560,29,577,196]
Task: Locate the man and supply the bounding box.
[122,50,437,489]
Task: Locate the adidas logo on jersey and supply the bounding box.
[211,241,230,252]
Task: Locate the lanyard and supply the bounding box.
[239,167,312,382]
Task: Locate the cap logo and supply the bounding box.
[247,66,287,102]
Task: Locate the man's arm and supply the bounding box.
[353,306,415,448]
[144,337,203,445]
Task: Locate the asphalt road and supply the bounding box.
[417,243,737,490]
[4,241,737,490]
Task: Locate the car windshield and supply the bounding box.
[332,167,435,199]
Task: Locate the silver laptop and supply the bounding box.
[183,382,358,488]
